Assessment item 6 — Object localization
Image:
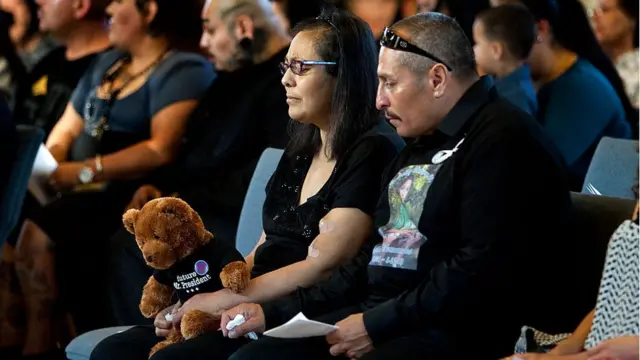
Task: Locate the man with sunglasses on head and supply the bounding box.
[104,0,291,326]
[222,12,581,360]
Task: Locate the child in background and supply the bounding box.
[473,4,538,115]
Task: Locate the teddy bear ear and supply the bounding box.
[122,209,140,234]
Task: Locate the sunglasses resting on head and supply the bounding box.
[380,27,453,71]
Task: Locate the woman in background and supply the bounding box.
[3,0,214,357]
[0,0,58,71]
[591,0,638,107]
[508,0,633,190]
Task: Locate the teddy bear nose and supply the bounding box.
[146,255,154,262]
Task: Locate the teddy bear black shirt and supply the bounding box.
[152,239,244,303]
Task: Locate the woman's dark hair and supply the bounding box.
[135,0,204,52]
[287,7,380,161]
[618,0,639,48]
[518,0,638,136]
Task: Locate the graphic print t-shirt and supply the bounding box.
[153,240,244,303]
[369,164,441,270]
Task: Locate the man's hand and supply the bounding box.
[127,185,163,210]
[586,336,639,360]
[220,303,266,339]
[154,302,180,337]
[326,313,373,359]
[171,289,245,325]
[49,162,83,191]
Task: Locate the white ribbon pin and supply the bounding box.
[431,138,465,164]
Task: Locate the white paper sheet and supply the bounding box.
[28,144,58,205]
[263,312,338,338]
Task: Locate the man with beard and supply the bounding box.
[105,0,291,327]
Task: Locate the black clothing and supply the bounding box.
[90,325,249,360]
[259,77,578,360]
[252,121,404,278]
[159,46,291,228]
[106,48,291,326]
[13,47,99,136]
[97,123,404,358]
[230,306,463,360]
[153,240,244,303]
[0,97,15,206]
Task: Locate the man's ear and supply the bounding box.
[233,14,255,41]
[123,209,140,234]
[72,0,91,20]
[428,64,449,99]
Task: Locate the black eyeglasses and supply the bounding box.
[380,27,452,71]
[279,59,337,75]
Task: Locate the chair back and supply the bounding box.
[0,125,44,247]
[582,137,638,199]
[570,192,636,319]
[235,148,284,256]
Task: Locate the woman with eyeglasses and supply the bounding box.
[91,7,404,360]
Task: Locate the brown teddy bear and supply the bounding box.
[122,197,251,357]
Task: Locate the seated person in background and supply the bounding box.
[0,0,110,351]
[508,0,634,190]
[92,7,404,360]
[12,0,111,137]
[473,3,538,115]
[106,0,292,327]
[0,10,27,102]
[503,191,639,360]
[0,95,15,203]
[9,0,214,356]
[592,0,639,108]
[0,0,58,73]
[220,13,579,360]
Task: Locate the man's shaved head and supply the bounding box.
[391,12,477,80]
[200,0,287,71]
[205,0,277,21]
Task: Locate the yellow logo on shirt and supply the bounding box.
[32,76,48,96]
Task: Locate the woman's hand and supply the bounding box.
[220,303,266,338]
[586,336,639,360]
[154,302,180,337]
[171,289,246,324]
[49,162,84,191]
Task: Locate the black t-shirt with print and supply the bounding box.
[251,121,405,278]
[153,239,244,303]
[13,47,101,136]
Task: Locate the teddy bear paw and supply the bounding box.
[220,261,251,293]
[181,309,219,340]
[149,339,173,358]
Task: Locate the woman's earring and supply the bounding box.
[536,35,543,43]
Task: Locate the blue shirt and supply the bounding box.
[537,58,631,189]
[494,64,537,116]
[71,49,215,137]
